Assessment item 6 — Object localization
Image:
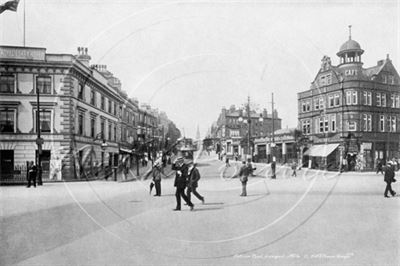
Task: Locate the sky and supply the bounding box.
[1,0,399,138]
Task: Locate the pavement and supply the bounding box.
[1,152,399,266]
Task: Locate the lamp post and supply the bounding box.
[238,96,263,161]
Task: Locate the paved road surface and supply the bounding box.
[1,153,399,266]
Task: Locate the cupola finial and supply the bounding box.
[348,25,352,40]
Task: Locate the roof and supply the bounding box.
[274,128,296,135]
[303,143,339,157]
[337,39,364,56]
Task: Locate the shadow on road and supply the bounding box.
[193,207,223,211]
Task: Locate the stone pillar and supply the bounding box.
[282,142,287,164]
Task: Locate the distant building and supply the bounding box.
[298,28,400,171]
[210,104,281,159]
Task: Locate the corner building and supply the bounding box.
[298,31,400,171]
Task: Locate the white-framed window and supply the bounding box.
[387,116,396,132]
[34,109,53,133]
[346,91,352,105]
[302,101,311,112]
[0,108,16,133]
[319,97,324,110]
[319,117,328,133]
[391,116,396,132]
[334,94,340,106]
[396,95,400,108]
[363,114,372,132]
[314,98,319,110]
[382,93,387,107]
[302,120,310,134]
[380,115,385,132]
[348,121,357,131]
[377,93,381,107]
[0,75,16,93]
[328,95,334,108]
[352,91,358,105]
[330,115,336,132]
[36,76,52,94]
[391,94,395,108]
[364,92,372,106]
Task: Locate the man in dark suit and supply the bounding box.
[239,161,250,196]
[172,157,194,211]
[27,161,37,188]
[187,162,205,203]
[384,161,396,198]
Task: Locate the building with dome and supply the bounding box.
[298,26,400,171]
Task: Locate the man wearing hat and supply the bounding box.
[152,161,162,196]
[172,157,194,211]
[187,162,205,203]
[384,161,397,198]
[239,160,251,196]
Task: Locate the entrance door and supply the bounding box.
[0,150,14,180]
[36,150,51,180]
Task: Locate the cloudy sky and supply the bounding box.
[1,0,399,138]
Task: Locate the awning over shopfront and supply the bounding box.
[303,143,339,157]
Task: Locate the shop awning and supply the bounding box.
[303,143,339,157]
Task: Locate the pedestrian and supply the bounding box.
[239,161,250,196]
[384,161,397,198]
[376,159,383,174]
[27,161,37,188]
[291,162,297,177]
[152,161,162,196]
[271,160,276,179]
[225,156,230,167]
[186,162,205,204]
[172,157,194,211]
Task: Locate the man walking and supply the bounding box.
[27,161,37,188]
[187,162,205,204]
[172,157,194,211]
[239,161,250,196]
[384,161,397,198]
[152,161,162,196]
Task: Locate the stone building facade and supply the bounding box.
[298,30,400,171]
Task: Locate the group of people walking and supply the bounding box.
[149,156,205,211]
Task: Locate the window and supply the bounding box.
[380,115,385,132]
[114,125,117,141]
[319,98,324,110]
[328,95,334,108]
[364,92,372,106]
[382,93,386,107]
[34,110,52,133]
[383,75,387,84]
[348,121,357,131]
[0,108,15,133]
[377,93,381,106]
[363,114,372,132]
[90,117,96,138]
[114,103,117,116]
[101,95,105,110]
[100,119,105,138]
[346,91,352,105]
[78,113,84,135]
[319,117,328,133]
[302,101,310,112]
[388,116,396,132]
[352,91,357,105]
[391,116,396,132]
[36,76,52,94]
[108,99,112,113]
[314,98,319,110]
[391,94,395,108]
[90,90,96,106]
[331,115,336,132]
[388,75,394,85]
[0,75,15,93]
[302,120,310,134]
[334,94,340,106]
[108,123,112,140]
[78,83,84,100]
[396,95,400,108]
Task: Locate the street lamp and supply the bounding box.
[238,96,263,161]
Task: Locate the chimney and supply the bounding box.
[377,59,385,66]
[76,47,91,67]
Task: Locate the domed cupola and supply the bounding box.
[336,25,364,65]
